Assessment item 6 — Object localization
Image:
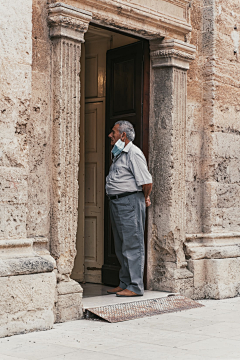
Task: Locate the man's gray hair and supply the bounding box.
[115,120,135,142]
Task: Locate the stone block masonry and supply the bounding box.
[0,0,31,238]
[0,273,56,338]
[28,0,53,240]
[0,0,56,337]
[185,0,240,299]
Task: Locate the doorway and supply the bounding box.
[71,25,149,292]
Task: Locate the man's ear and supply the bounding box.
[121,132,127,141]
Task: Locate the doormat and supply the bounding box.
[84,295,204,323]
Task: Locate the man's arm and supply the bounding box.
[128,150,152,207]
[142,183,152,207]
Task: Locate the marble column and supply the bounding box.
[48,3,92,322]
[148,39,196,297]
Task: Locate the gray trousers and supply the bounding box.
[109,191,146,295]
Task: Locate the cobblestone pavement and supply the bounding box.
[1,297,240,360]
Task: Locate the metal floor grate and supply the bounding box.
[84,295,204,323]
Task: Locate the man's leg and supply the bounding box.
[109,200,130,290]
[115,192,146,295]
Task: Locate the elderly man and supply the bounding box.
[106,120,152,297]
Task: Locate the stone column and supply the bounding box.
[148,39,196,297]
[48,3,92,322]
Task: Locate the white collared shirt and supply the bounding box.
[106,142,152,195]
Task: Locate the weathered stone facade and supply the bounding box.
[0,0,239,337]
[0,0,56,337]
[185,0,240,299]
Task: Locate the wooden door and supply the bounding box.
[84,101,105,283]
[102,40,149,286]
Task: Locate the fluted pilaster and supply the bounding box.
[148,39,196,296]
[48,3,92,322]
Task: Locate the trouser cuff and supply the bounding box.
[127,284,144,295]
[119,281,127,290]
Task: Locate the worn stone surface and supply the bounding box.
[48,4,91,278]
[188,258,240,300]
[55,291,83,323]
[185,232,240,261]
[47,3,91,323]
[0,256,54,277]
[186,0,240,235]
[186,245,240,261]
[147,39,195,295]
[0,272,56,338]
[184,0,240,300]
[0,0,57,339]
[57,278,83,295]
[27,0,52,239]
[55,280,83,323]
[0,0,31,241]
[63,0,191,40]
[1,0,240,339]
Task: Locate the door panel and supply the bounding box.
[85,163,97,204]
[102,41,149,286]
[85,55,98,98]
[113,59,135,114]
[84,102,105,283]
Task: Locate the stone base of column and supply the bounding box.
[55,279,83,323]
[0,238,56,338]
[186,232,240,299]
[189,258,240,300]
[0,272,56,338]
[148,262,194,299]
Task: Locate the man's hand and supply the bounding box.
[142,183,152,208]
[145,196,151,207]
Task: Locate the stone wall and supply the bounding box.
[186,0,240,236]
[186,0,203,235]
[0,272,55,337]
[0,0,31,238]
[0,0,56,337]
[212,0,240,233]
[27,0,52,240]
[185,0,240,299]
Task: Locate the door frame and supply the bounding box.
[142,40,150,287]
[48,2,195,316]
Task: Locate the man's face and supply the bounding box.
[108,124,122,146]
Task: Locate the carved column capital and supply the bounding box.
[150,39,196,70]
[48,2,92,42]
